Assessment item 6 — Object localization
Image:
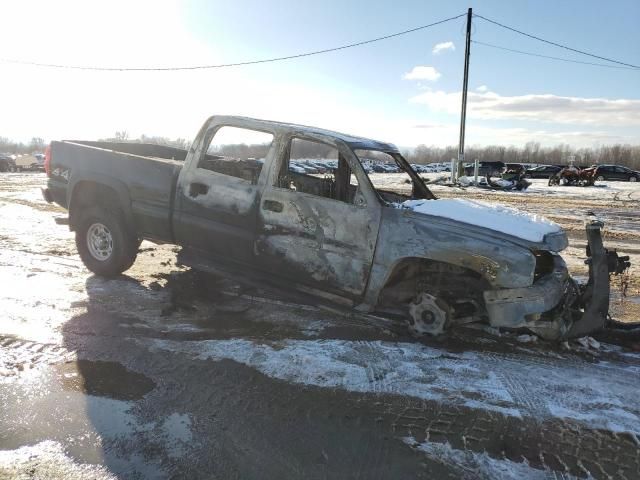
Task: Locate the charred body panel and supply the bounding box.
[362,206,542,331]
[256,187,380,298]
[365,206,540,300]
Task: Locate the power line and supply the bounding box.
[473,40,640,70]
[474,14,640,69]
[0,13,466,72]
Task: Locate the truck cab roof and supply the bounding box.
[206,115,400,153]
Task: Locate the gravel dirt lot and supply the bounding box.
[1,172,639,479]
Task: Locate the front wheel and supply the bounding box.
[75,207,138,277]
[629,176,637,182]
[408,293,451,336]
[596,175,605,182]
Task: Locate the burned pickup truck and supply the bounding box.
[43,116,629,340]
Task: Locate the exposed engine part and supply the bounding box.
[585,244,631,276]
[408,293,450,336]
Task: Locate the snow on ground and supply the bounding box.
[403,438,571,480]
[418,174,640,200]
[401,198,562,242]
[371,172,640,201]
[0,441,117,480]
[147,337,640,434]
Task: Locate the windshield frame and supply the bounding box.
[353,148,437,202]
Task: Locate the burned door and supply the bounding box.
[174,125,274,264]
[256,136,381,299]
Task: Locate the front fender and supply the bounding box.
[359,207,536,311]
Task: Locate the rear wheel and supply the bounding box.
[75,207,138,277]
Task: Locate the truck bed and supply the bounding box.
[48,141,185,242]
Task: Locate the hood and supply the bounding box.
[402,198,567,250]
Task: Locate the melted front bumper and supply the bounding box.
[482,220,630,340]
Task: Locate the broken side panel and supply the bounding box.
[255,137,381,298]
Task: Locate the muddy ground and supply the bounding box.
[1,172,639,479]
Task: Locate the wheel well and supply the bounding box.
[69,181,124,231]
[376,257,490,318]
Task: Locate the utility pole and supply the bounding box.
[456,7,472,182]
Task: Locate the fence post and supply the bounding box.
[474,158,479,185]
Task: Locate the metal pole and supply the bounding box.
[456,7,472,183]
[473,158,479,185]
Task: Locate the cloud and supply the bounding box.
[432,41,455,55]
[403,66,441,81]
[410,90,640,126]
[476,85,489,92]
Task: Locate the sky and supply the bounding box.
[0,0,638,149]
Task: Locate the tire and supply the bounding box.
[75,206,138,277]
[629,176,637,182]
[596,175,605,182]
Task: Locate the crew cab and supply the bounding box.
[43,116,629,340]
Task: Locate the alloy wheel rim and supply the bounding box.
[87,223,113,261]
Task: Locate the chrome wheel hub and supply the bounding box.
[87,223,113,261]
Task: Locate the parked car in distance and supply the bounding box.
[594,165,640,182]
[0,153,17,172]
[463,161,506,177]
[505,163,525,175]
[524,165,563,178]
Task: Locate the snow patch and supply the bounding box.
[146,338,640,433]
[0,441,117,480]
[402,198,561,242]
[404,438,576,480]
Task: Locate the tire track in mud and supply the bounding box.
[132,333,640,479]
[385,398,640,479]
[0,335,75,377]
[358,340,395,394]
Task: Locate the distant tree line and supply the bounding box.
[98,131,191,150]
[0,137,46,154]
[3,133,639,169]
[403,142,640,169]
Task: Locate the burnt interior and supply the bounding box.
[199,155,264,184]
[277,157,358,204]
